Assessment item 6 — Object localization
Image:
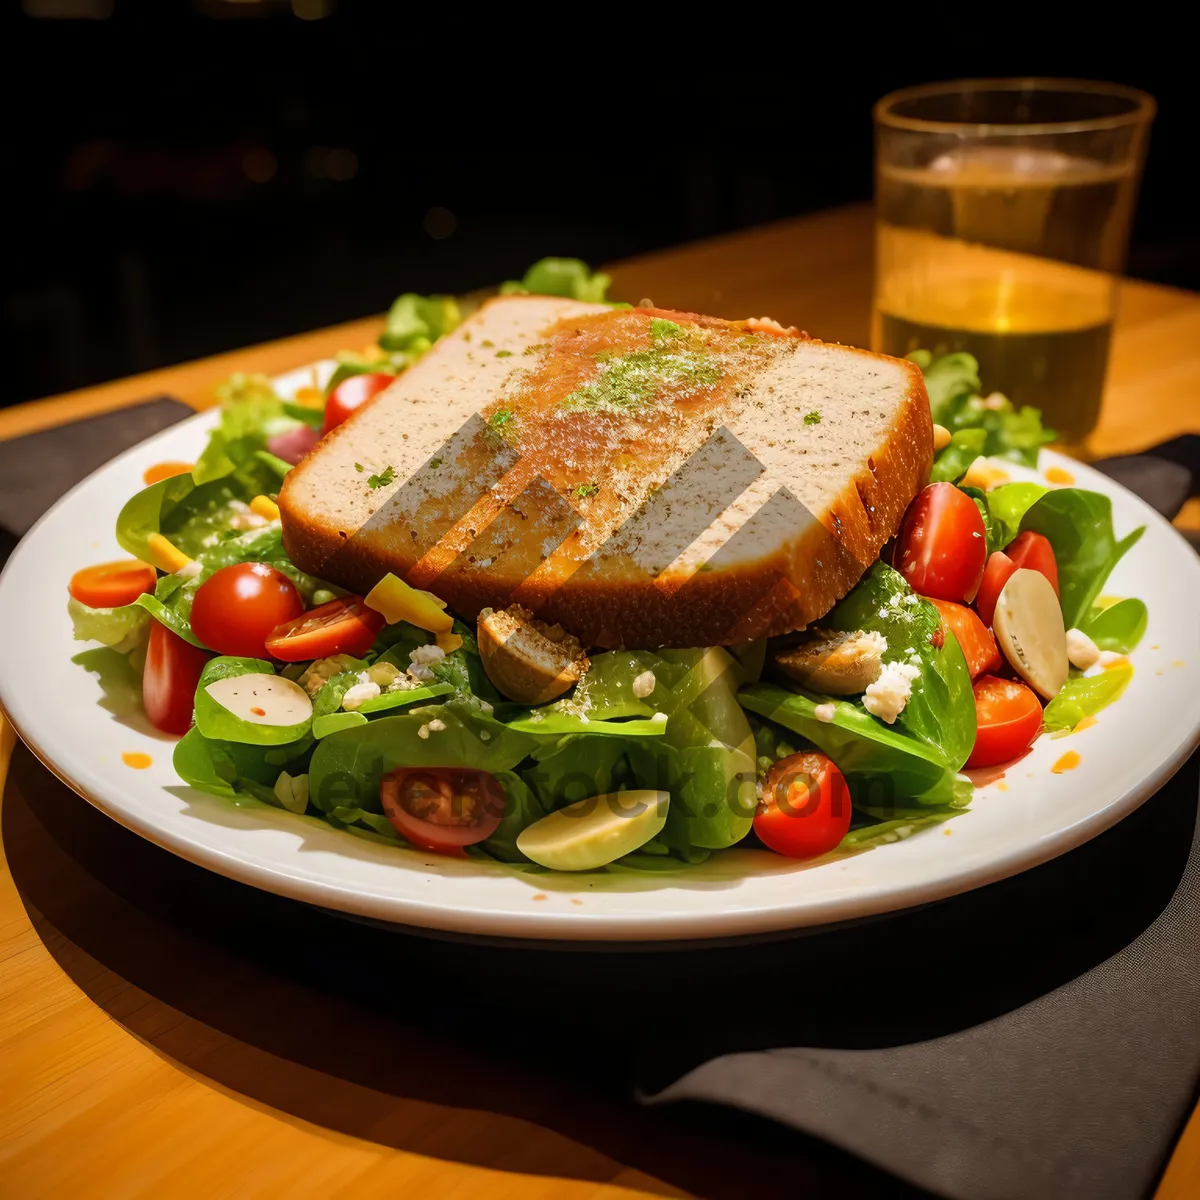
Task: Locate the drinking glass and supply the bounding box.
[873,78,1154,445]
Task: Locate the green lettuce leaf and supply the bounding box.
[910,351,1055,466]
[500,258,612,302]
[379,294,461,353]
[984,482,1050,550]
[68,595,149,652]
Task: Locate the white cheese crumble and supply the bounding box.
[427,718,446,732]
[407,643,445,683]
[632,669,657,698]
[175,559,203,581]
[1065,627,1101,671]
[341,679,381,711]
[650,711,668,724]
[417,724,430,739]
[862,661,921,724]
[813,702,837,723]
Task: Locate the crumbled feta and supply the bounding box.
[341,680,381,710]
[650,711,669,724]
[175,559,203,581]
[417,723,430,739]
[1065,627,1101,671]
[632,669,657,698]
[813,702,837,723]
[863,661,921,724]
[480,729,491,740]
[409,643,446,667]
[427,718,446,732]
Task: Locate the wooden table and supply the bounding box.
[2,204,1198,1199]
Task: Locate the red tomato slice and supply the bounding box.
[893,482,987,603]
[1005,531,1060,597]
[143,622,210,735]
[189,563,305,659]
[380,768,506,855]
[976,551,1017,628]
[753,751,852,859]
[927,597,1001,678]
[966,675,1044,768]
[265,596,384,662]
[69,559,157,609]
[323,373,394,434]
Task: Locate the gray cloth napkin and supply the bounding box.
[645,761,1200,1199]
[0,397,193,565]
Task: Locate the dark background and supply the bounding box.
[4,4,1196,408]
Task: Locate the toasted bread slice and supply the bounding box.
[279,296,931,648]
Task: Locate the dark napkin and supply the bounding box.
[643,439,1200,1200]
[0,396,193,566]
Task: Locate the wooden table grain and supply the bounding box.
[2,204,1199,1200]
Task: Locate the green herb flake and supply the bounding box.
[487,410,515,433]
[480,339,494,349]
[523,342,549,356]
[804,410,822,425]
[367,465,397,489]
[429,458,443,469]
[495,349,513,358]
[353,462,364,473]
[649,317,685,342]
[575,482,600,499]
[562,345,721,414]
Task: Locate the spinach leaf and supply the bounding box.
[822,563,976,769]
[306,705,538,814]
[740,684,970,811]
[521,736,628,812]
[479,771,547,864]
[985,482,1049,550]
[1018,488,1145,628]
[173,727,309,803]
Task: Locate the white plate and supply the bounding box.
[2,365,1198,941]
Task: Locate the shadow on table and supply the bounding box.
[5,744,1195,1200]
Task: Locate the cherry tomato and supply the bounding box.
[966,675,1044,769]
[190,563,304,658]
[380,768,506,855]
[323,373,394,434]
[69,559,157,609]
[1005,531,1060,597]
[266,424,320,466]
[927,597,1001,678]
[894,482,988,603]
[753,751,852,859]
[265,596,384,662]
[976,551,1017,628]
[143,622,209,735]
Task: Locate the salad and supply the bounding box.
[66,261,1148,873]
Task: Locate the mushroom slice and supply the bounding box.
[992,568,1069,700]
[774,629,888,695]
[477,604,590,705]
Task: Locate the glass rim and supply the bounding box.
[875,77,1155,136]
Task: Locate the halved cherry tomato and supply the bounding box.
[190,562,304,658]
[927,597,1001,678]
[143,622,210,735]
[976,551,1017,628]
[323,373,394,434]
[69,559,157,609]
[380,767,506,855]
[753,751,852,859]
[265,596,384,662]
[966,675,1044,768]
[1005,531,1060,597]
[142,461,194,485]
[893,482,987,603]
